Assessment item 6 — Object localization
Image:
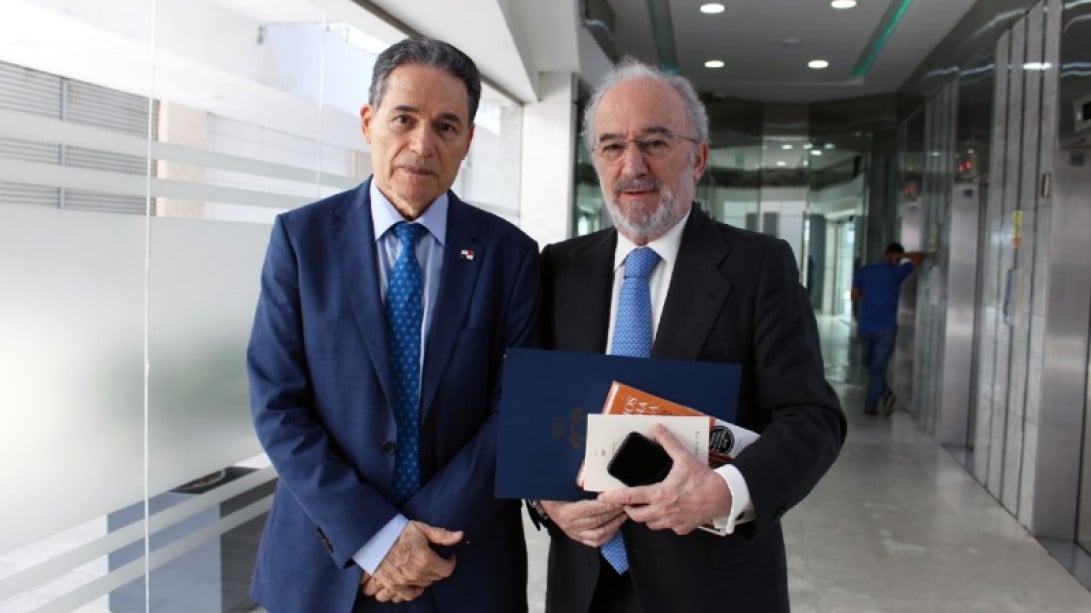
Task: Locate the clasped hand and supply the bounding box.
[359,520,462,603]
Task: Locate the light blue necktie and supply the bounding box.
[386,222,425,504]
[601,246,660,574]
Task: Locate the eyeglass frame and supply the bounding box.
[591,129,702,162]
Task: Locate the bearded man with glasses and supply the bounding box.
[527,59,846,613]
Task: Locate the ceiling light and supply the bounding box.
[1023,62,1052,71]
[808,59,829,69]
[781,144,794,150]
[705,59,725,69]
[802,143,813,150]
[831,0,857,9]
[776,161,787,167]
[810,149,823,156]
[824,143,835,150]
[700,3,725,14]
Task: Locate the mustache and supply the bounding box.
[613,176,661,195]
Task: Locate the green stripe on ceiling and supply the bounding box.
[645,0,679,73]
[852,0,914,77]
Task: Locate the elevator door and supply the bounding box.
[1076,301,1091,554]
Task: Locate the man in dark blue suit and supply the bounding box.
[247,38,538,612]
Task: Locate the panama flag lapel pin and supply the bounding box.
[459,249,475,261]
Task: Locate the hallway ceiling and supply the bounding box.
[604,0,978,102]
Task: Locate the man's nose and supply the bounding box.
[408,126,437,156]
[619,141,649,174]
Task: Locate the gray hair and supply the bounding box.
[582,58,709,151]
[369,37,482,124]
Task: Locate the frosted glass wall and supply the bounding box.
[0,0,523,610]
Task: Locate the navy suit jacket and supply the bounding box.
[248,180,538,613]
[538,209,846,613]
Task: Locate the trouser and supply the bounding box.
[860,327,897,411]
[589,556,642,613]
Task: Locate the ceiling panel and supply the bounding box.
[606,0,978,102]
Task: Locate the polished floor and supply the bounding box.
[523,314,1091,613]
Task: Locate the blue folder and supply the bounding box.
[495,348,741,501]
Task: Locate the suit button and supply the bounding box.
[382,440,396,455]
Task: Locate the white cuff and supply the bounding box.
[710,464,754,535]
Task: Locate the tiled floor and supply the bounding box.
[523,314,1091,612]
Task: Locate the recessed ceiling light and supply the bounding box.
[802,142,813,150]
[700,3,725,14]
[824,143,836,150]
[704,59,725,69]
[776,161,787,167]
[808,59,829,69]
[831,0,857,9]
[810,149,823,156]
[781,144,794,150]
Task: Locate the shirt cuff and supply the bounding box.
[710,464,754,535]
[352,514,409,574]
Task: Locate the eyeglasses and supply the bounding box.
[593,132,700,162]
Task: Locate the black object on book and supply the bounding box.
[607,431,673,486]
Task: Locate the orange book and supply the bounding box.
[601,381,734,467]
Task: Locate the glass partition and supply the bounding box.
[0,1,533,610]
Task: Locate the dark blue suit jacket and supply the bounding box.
[248,180,538,612]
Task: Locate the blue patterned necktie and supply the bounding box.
[386,222,425,504]
[601,246,660,574]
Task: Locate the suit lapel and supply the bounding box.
[562,230,616,353]
[419,194,483,419]
[334,181,397,404]
[653,209,734,360]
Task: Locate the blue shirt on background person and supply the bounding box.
[853,257,914,334]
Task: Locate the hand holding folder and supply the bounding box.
[495,348,741,501]
[586,382,760,535]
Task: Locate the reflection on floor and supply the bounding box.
[522,314,1091,612]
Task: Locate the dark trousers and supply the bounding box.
[588,557,642,613]
[860,327,897,411]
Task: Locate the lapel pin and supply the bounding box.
[459,249,475,261]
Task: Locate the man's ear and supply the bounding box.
[461,123,476,159]
[360,104,374,144]
[692,141,710,180]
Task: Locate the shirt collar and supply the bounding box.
[370,180,448,246]
[613,210,691,272]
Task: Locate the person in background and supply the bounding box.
[851,242,927,415]
[529,58,846,613]
[247,37,537,612]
